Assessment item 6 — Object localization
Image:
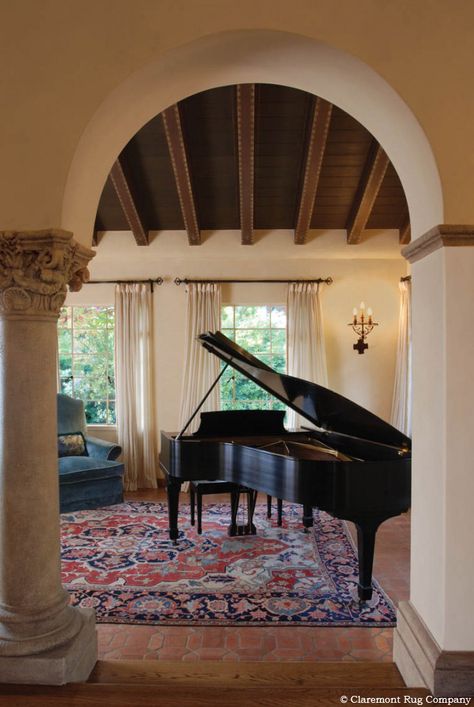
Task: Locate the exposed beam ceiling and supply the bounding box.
[109,158,149,246]
[162,104,201,245]
[95,85,410,248]
[236,84,255,245]
[294,97,332,244]
[346,143,390,244]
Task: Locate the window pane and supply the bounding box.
[235,305,269,328]
[59,354,72,376]
[58,305,115,426]
[59,377,74,396]
[219,304,286,414]
[58,307,71,328]
[108,401,116,424]
[73,306,109,329]
[235,375,265,401]
[58,329,72,354]
[106,330,115,356]
[73,355,107,378]
[235,329,271,353]
[73,330,108,355]
[271,329,286,353]
[220,376,234,400]
[74,376,107,401]
[221,306,234,328]
[84,400,108,424]
[271,306,286,328]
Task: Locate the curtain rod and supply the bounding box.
[400,276,412,282]
[87,278,163,292]
[174,277,333,286]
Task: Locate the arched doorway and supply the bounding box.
[61,30,443,246]
[57,28,458,688]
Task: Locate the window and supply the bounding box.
[58,306,116,424]
[220,305,287,411]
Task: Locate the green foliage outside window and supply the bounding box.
[220,305,287,412]
[58,306,116,424]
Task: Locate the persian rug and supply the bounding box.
[61,501,396,627]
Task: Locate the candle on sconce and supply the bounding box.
[349,301,378,354]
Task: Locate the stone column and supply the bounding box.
[394,226,474,696]
[0,230,97,684]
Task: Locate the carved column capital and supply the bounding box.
[0,229,95,320]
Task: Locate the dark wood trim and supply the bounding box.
[162,104,200,245]
[295,98,332,244]
[399,218,411,245]
[236,84,255,245]
[109,158,149,246]
[346,143,390,244]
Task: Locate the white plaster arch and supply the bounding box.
[61,30,443,246]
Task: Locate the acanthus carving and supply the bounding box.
[0,230,95,319]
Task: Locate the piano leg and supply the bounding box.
[267,494,272,518]
[277,498,283,526]
[229,487,240,536]
[302,504,314,531]
[246,489,258,535]
[166,478,182,541]
[354,517,383,601]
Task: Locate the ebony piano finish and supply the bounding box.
[160,331,411,601]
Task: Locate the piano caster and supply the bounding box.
[169,528,179,542]
[302,504,313,532]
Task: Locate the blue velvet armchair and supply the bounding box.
[57,394,125,513]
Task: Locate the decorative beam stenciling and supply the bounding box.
[162,104,200,245]
[110,159,149,246]
[236,84,256,245]
[346,143,390,244]
[294,97,333,244]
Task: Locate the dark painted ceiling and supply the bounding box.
[94,84,410,246]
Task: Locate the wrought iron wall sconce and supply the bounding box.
[349,302,378,354]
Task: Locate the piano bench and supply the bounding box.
[189,480,256,536]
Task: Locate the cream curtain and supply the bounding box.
[391,279,412,436]
[287,282,328,429]
[115,283,158,490]
[179,283,221,435]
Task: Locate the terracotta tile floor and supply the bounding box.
[96,489,410,662]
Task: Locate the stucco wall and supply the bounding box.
[2,0,474,237]
[65,229,407,442]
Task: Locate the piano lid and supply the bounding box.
[198,331,411,450]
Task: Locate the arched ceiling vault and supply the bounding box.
[94,84,410,248]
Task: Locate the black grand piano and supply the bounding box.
[160,331,411,601]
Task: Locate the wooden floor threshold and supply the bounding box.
[0,661,430,706]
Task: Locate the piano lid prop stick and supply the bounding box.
[176,363,230,439]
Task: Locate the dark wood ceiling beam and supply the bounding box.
[162,104,200,245]
[399,217,411,245]
[346,142,390,244]
[236,84,255,245]
[109,158,149,246]
[294,97,333,244]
